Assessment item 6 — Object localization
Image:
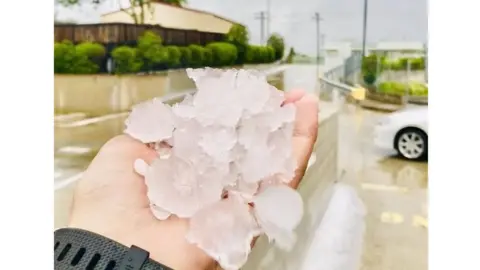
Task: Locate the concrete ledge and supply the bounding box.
[408,96,428,105]
[359,99,405,112]
[244,110,340,269]
[365,91,405,105]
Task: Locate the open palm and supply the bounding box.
[67,89,318,270]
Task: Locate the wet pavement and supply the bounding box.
[338,104,428,270]
[54,65,427,269]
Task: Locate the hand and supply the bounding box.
[67,89,319,270]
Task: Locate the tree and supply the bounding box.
[157,0,188,6]
[57,0,188,24]
[111,46,143,74]
[225,24,249,64]
[137,31,168,70]
[285,47,295,64]
[267,33,285,61]
[56,0,150,24]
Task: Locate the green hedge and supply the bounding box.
[111,46,142,74]
[377,81,428,96]
[362,55,426,84]
[382,57,425,71]
[55,29,278,74]
[245,45,276,64]
[206,42,238,66]
[54,40,106,74]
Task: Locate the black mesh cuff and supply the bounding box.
[54,228,173,270]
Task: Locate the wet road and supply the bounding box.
[338,104,428,270]
[54,65,427,270]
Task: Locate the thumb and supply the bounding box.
[288,93,319,189]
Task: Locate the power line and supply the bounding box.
[361,0,369,57]
[266,0,271,38]
[313,12,322,74]
[254,11,267,45]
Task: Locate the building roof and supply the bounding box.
[374,41,426,51]
[101,1,241,26]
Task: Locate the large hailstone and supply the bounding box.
[252,185,304,250]
[144,156,224,218]
[186,196,262,270]
[124,68,305,270]
[124,98,174,143]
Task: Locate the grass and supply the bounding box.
[377,81,428,97]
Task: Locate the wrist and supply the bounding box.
[61,223,216,270]
[54,228,174,270]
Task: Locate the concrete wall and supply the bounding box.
[380,70,426,83]
[54,66,283,117]
[54,70,198,116]
[101,3,234,34]
[244,109,339,270]
[55,74,168,116]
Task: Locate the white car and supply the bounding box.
[373,107,428,161]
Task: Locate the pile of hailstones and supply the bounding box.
[125,68,304,270]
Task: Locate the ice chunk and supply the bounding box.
[124,68,303,269]
[253,185,304,250]
[186,197,261,270]
[145,156,224,218]
[150,204,171,220]
[198,127,237,163]
[133,158,148,176]
[124,98,174,143]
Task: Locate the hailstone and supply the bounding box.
[124,68,304,270]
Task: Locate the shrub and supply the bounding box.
[179,47,192,67]
[225,24,249,64]
[188,44,205,67]
[377,81,428,96]
[111,46,142,74]
[410,57,425,70]
[75,42,105,58]
[137,30,167,70]
[285,47,296,64]
[245,45,277,64]
[378,81,407,95]
[362,54,384,84]
[245,45,269,64]
[267,33,285,61]
[203,47,213,67]
[383,57,425,71]
[54,40,105,74]
[409,82,428,96]
[165,46,181,67]
[54,40,77,73]
[206,42,238,67]
[225,24,249,47]
[74,42,106,74]
[266,46,276,63]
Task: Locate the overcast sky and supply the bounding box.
[56,0,428,55]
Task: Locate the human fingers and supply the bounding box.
[283,88,306,104]
[288,93,319,189]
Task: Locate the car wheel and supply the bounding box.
[394,128,428,161]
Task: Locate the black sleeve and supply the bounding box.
[54,228,174,270]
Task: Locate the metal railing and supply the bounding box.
[323,51,362,85]
[319,52,363,106]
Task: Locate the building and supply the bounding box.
[100,0,239,34]
[322,41,426,67]
[371,41,426,60]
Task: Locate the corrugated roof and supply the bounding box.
[374,41,425,51]
[101,1,242,26]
